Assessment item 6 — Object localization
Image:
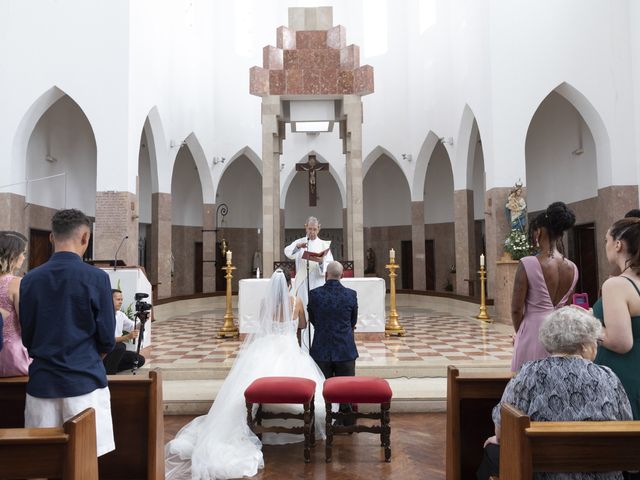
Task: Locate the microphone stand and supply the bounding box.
[306,237,311,352]
[114,235,128,271]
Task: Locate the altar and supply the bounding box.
[238,277,386,334]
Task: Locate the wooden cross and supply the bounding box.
[295,154,329,206]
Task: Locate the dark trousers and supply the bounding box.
[315,360,356,421]
[103,342,146,374]
[476,443,499,480]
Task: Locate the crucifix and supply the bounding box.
[295,154,329,206]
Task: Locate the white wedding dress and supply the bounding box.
[165,271,326,480]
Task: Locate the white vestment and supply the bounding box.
[284,236,333,351]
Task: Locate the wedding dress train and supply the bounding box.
[165,271,326,480]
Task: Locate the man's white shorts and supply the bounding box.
[25,386,115,456]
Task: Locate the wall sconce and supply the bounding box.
[401,153,412,162]
[439,137,454,146]
[572,147,584,156]
[45,154,57,163]
[280,163,285,171]
[212,156,226,165]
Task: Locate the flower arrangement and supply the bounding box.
[504,228,531,260]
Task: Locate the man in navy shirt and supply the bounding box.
[20,209,116,456]
[307,261,358,425]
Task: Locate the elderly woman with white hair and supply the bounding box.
[477,306,633,480]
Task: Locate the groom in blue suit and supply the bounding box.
[307,261,358,424]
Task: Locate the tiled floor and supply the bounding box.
[147,299,514,372]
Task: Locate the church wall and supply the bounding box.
[171,226,202,296]
[284,165,343,229]
[363,156,411,228]
[425,222,456,293]
[525,92,598,212]
[139,140,152,224]
[218,228,261,291]
[26,96,97,216]
[363,225,412,290]
[424,144,454,224]
[472,140,486,221]
[171,149,204,228]
[216,157,262,229]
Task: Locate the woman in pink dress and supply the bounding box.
[511,202,578,372]
[0,231,31,376]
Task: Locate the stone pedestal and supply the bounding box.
[94,191,139,267]
[494,256,519,325]
[150,193,171,299]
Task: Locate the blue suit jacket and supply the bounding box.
[308,279,358,362]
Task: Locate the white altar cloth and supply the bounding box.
[238,277,385,334]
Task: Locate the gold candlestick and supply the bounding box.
[477,265,492,322]
[217,258,238,338]
[385,258,406,336]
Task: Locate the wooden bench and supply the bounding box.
[445,366,512,480]
[498,403,640,479]
[0,370,164,480]
[0,407,98,479]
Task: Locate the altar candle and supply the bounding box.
[480,253,485,268]
[226,250,232,263]
[390,248,395,262]
[256,267,260,279]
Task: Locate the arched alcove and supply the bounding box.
[26,94,97,215]
[171,146,204,296]
[525,88,599,301]
[363,154,411,287]
[424,143,455,292]
[216,155,263,282]
[284,157,344,260]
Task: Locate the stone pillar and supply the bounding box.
[0,193,27,234]
[280,208,285,260]
[150,192,172,299]
[495,258,519,324]
[261,96,283,276]
[203,203,216,293]
[483,187,513,297]
[454,189,475,295]
[342,208,348,261]
[94,191,139,266]
[411,201,426,290]
[342,96,365,276]
[596,185,640,286]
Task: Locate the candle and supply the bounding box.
[226,250,232,263]
[480,253,485,268]
[256,267,260,279]
[389,248,395,262]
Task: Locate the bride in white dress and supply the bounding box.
[165,269,326,480]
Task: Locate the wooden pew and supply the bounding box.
[0,370,164,480]
[0,407,98,479]
[445,366,512,480]
[499,403,640,479]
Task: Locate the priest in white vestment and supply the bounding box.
[284,216,333,351]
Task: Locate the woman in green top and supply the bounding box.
[594,217,640,419]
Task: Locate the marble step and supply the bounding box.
[163,377,449,415]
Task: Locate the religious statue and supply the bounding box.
[505,181,527,231]
[365,247,376,274]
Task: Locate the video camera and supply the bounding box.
[134,292,152,321]
[131,292,152,374]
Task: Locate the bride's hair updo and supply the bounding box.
[610,217,640,274]
[276,267,292,287]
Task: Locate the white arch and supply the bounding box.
[411,131,440,201]
[453,104,485,190]
[11,86,77,194]
[362,146,406,182]
[182,133,214,204]
[280,151,346,209]
[141,106,170,194]
[214,146,262,200]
